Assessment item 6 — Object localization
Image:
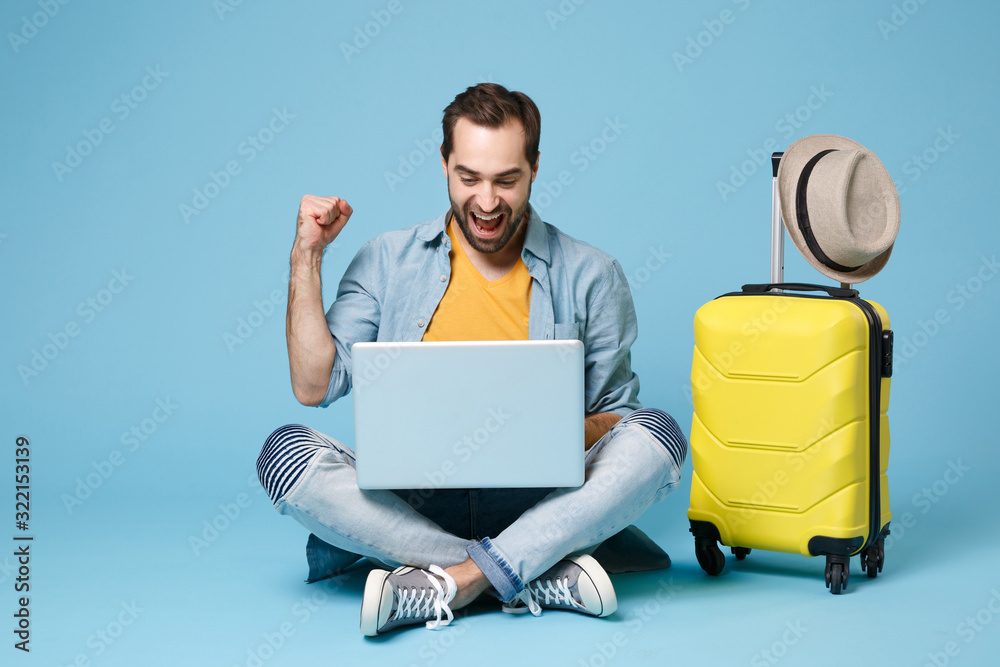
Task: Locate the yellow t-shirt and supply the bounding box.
[422,219,531,341]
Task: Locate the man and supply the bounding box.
[257,84,687,636]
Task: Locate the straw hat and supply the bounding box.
[777,135,900,283]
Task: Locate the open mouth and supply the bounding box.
[470,210,505,237]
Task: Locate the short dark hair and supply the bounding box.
[441,83,541,167]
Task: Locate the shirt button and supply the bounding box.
[417,319,425,328]
[440,275,447,282]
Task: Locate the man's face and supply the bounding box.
[442,118,538,254]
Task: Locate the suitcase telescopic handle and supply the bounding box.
[770,152,784,287]
[741,282,859,298]
[770,151,853,292]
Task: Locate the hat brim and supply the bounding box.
[777,134,897,284]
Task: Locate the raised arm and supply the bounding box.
[287,195,353,406]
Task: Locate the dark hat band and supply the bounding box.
[795,149,863,274]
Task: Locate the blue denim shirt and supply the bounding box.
[320,205,642,415]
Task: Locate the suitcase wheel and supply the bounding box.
[824,555,850,595]
[860,531,888,579]
[695,538,725,576]
[731,547,751,561]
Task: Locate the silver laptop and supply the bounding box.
[351,340,585,490]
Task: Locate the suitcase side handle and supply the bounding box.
[741,282,859,298]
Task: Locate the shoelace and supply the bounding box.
[395,565,456,630]
[531,575,585,610]
[510,575,584,616]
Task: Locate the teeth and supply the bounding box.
[475,212,501,221]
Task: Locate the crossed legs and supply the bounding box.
[257,409,687,630]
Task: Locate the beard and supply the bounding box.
[449,179,532,254]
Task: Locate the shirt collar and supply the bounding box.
[415,210,449,243]
[521,204,550,265]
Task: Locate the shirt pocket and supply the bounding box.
[553,322,581,341]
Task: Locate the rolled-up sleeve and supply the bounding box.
[582,259,642,417]
[318,240,383,407]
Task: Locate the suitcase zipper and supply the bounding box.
[850,296,886,554]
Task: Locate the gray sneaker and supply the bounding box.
[502,554,617,618]
[360,564,457,636]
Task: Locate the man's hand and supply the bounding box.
[294,195,353,254]
[585,413,622,450]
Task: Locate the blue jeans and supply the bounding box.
[257,408,686,603]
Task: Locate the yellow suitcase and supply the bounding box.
[688,152,892,594]
[688,283,892,594]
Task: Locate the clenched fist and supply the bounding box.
[295,195,353,253]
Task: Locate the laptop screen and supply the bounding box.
[351,340,585,490]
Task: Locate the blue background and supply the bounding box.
[3,1,998,665]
